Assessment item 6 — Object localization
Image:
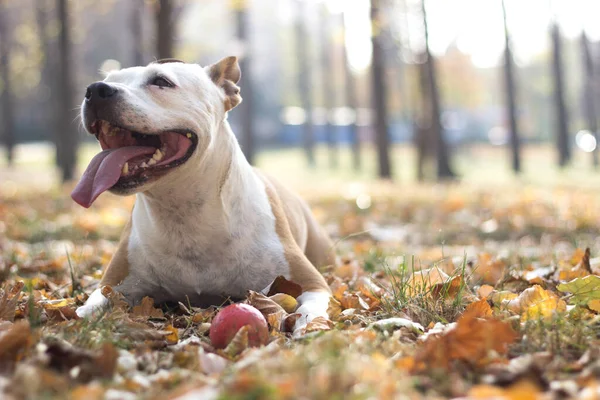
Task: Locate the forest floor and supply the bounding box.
[0,149,599,399]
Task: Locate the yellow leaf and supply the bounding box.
[268,293,298,314]
[503,285,566,321]
[405,267,449,296]
[464,299,493,318]
[164,325,179,345]
[589,299,600,313]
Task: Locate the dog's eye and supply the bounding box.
[151,76,173,88]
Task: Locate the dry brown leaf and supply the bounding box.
[416,309,517,370]
[473,253,507,285]
[247,291,287,332]
[329,278,349,302]
[405,267,449,296]
[267,276,302,298]
[0,320,31,370]
[327,297,342,320]
[223,325,249,358]
[0,281,24,322]
[356,276,384,301]
[431,274,464,299]
[557,248,592,281]
[131,296,164,319]
[304,316,334,333]
[340,293,369,310]
[477,284,494,299]
[464,299,493,318]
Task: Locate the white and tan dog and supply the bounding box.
[73,57,333,335]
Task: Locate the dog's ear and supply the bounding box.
[206,56,242,111]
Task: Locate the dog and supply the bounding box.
[72,57,333,336]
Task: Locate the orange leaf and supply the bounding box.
[131,297,164,319]
[416,311,517,370]
[464,299,493,318]
[164,325,179,345]
[304,316,333,333]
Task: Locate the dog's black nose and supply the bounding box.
[85,82,117,101]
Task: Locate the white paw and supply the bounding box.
[76,288,110,318]
[293,291,331,338]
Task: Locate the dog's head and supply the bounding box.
[72,57,242,208]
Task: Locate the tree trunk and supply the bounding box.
[296,0,315,167]
[131,0,144,66]
[156,0,173,59]
[501,0,521,174]
[56,0,77,182]
[36,0,58,152]
[551,21,571,167]
[321,6,337,169]
[421,0,455,180]
[370,0,392,179]
[235,5,255,165]
[581,31,598,167]
[341,12,360,171]
[0,2,15,165]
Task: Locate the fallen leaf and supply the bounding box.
[503,285,566,321]
[464,299,493,318]
[304,316,333,333]
[477,284,494,299]
[269,293,298,313]
[0,281,24,322]
[557,275,600,307]
[327,297,342,320]
[0,320,31,371]
[131,296,164,319]
[164,325,179,345]
[340,293,369,310]
[416,308,517,370]
[329,278,349,302]
[267,276,302,298]
[588,299,600,312]
[473,253,507,285]
[247,291,287,332]
[223,325,249,358]
[558,248,592,281]
[405,267,449,296]
[368,318,424,334]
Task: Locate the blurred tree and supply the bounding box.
[580,31,598,167]
[501,0,521,174]
[341,12,360,171]
[131,0,144,66]
[36,0,57,154]
[321,5,337,169]
[420,0,455,180]
[371,0,391,179]
[296,0,315,167]
[56,0,77,182]
[0,1,15,165]
[550,19,571,167]
[156,0,173,59]
[234,0,255,165]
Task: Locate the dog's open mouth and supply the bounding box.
[71,120,197,208]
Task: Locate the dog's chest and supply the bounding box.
[119,198,290,305]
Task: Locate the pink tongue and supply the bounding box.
[71,146,156,208]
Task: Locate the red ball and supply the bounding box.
[209,303,269,349]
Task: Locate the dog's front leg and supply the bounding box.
[76,220,132,318]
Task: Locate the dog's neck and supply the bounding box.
[134,118,263,233]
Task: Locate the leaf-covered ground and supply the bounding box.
[1,182,599,399]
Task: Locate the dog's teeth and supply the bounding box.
[148,159,157,166]
[186,133,192,139]
[101,122,110,135]
[122,162,129,175]
[152,149,163,161]
[140,162,147,168]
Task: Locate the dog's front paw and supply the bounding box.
[76,288,110,318]
[292,291,331,338]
